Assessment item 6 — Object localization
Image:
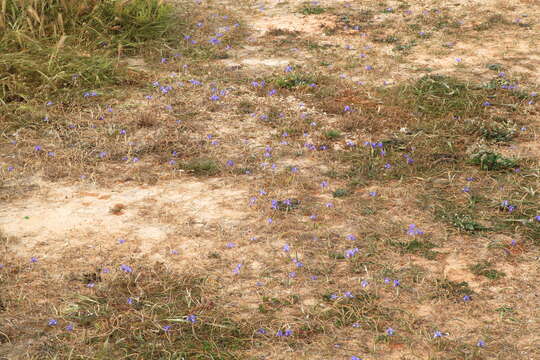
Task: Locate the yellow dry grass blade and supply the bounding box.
[0,0,7,30]
[26,5,41,24]
[57,12,63,33]
[51,34,66,56]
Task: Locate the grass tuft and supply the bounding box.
[398,75,484,117]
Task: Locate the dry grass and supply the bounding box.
[0,0,539,359]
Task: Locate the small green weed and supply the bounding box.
[449,213,486,232]
[274,73,316,89]
[392,239,438,259]
[332,188,350,198]
[469,148,517,170]
[182,158,220,176]
[470,261,506,280]
[325,129,342,139]
[299,3,326,15]
[480,121,516,142]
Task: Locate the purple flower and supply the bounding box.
[257,328,267,334]
[393,279,400,287]
[120,264,133,273]
[226,242,236,248]
[361,280,368,287]
[127,297,134,304]
[345,248,359,258]
[386,328,395,336]
[210,94,220,101]
[162,325,171,332]
[477,339,485,347]
[344,291,354,298]
[405,155,414,164]
[226,160,234,166]
[346,234,357,241]
[433,330,445,338]
[407,224,424,236]
[233,263,242,274]
[352,322,361,328]
[48,319,57,326]
[463,295,472,302]
[34,145,42,151]
[30,257,38,263]
[186,314,197,323]
[66,324,74,331]
[288,271,297,278]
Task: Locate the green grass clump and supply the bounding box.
[182,158,221,176]
[470,261,506,280]
[1,0,177,51]
[469,149,517,170]
[471,119,516,143]
[399,75,484,117]
[274,73,315,89]
[325,129,342,139]
[332,188,349,198]
[1,0,182,104]
[299,3,326,15]
[392,239,438,259]
[441,212,487,232]
[0,48,121,104]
